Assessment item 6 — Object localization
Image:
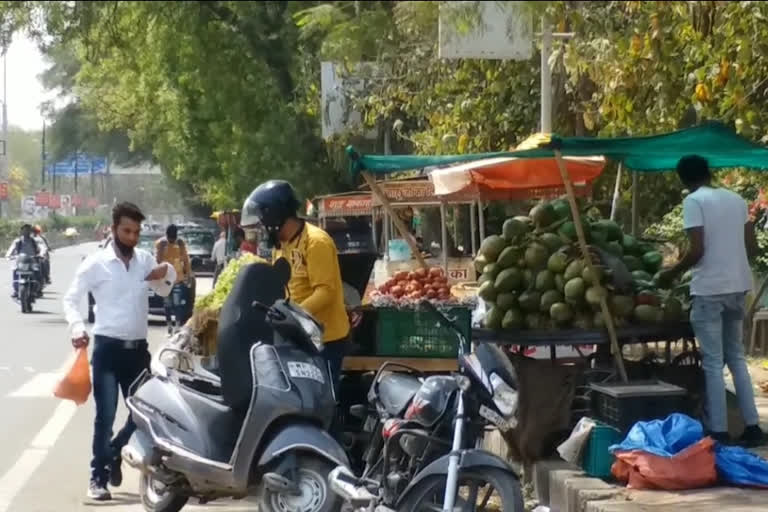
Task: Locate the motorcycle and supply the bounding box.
[13,254,43,313]
[329,301,524,512]
[122,258,347,512]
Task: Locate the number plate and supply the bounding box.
[287,362,325,384]
[479,404,516,432]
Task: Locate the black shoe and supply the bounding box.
[87,481,111,501]
[109,456,123,487]
[738,425,768,448]
[707,431,734,445]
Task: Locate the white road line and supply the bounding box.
[0,360,82,511]
[23,366,35,373]
[0,366,9,371]
[0,448,48,512]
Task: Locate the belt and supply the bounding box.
[94,335,148,350]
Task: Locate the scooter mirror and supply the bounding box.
[273,257,291,288]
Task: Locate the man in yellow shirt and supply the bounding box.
[155,224,192,334]
[241,180,349,390]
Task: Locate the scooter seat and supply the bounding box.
[377,373,422,417]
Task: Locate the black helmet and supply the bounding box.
[241,180,300,233]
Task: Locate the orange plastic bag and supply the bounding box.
[611,437,717,490]
[53,347,92,405]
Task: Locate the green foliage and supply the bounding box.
[195,252,267,311]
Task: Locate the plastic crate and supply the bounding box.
[582,422,621,478]
[589,380,688,433]
[376,307,470,358]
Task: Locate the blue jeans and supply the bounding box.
[164,283,190,327]
[90,337,150,484]
[322,338,348,397]
[691,293,760,432]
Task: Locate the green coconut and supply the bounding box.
[522,268,535,289]
[502,217,531,241]
[483,263,501,279]
[642,251,664,273]
[495,268,524,293]
[525,312,546,330]
[502,308,525,330]
[551,199,572,220]
[582,265,606,285]
[592,219,623,242]
[634,304,663,324]
[530,203,558,229]
[547,252,568,274]
[541,290,564,313]
[539,233,564,252]
[550,302,574,325]
[621,234,639,254]
[606,241,624,257]
[474,254,489,274]
[525,243,550,269]
[573,313,594,330]
[484,306,504,330]
[564,277,586,302]
[585,285,608,309]
[518,290,542,313]
[480,235,507,262]
[497,246,521,269]
[554,273,566,293]
[496,292,519,312]
[535,270,557,292]
[631,270,654,283]
[564,259,586,281]
[611,295,636,318]
[478,280,498,302]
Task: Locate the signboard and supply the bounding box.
[370,180,474,206]
[48,194,61,209]
[35,191,50,207]
[71,195,83,207]
[46,153,107,176]
[319,194,373,217]
[321,61,380,140]
[21,196,48,220]
[87,197,99,208]
[438,1,533,60]
[0,182,7,201]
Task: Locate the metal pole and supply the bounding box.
[440,202,448,274]
[470,201,477,256]
[540,18,552,133]
[41,121,46,185]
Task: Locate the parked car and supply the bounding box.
[87,231,197,323]
[180,228,216,275]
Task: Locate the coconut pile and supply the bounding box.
[476,198,690,331]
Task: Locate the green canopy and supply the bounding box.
[348,121,768,175]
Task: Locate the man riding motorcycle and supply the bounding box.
[33,225,52,284]
[6,224,40,298]
[241,180,350,392]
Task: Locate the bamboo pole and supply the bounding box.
[361,171,428,269]
[554,150,628,382]
[610,162,623,221]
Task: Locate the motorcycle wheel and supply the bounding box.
[396,467,524,512]
[139,473,188,512]
[19,286,30,314]
[257,455,341,512]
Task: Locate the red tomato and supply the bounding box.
[394,271,409,281]
[429,267,444,277]
[426,289,437,299]
[391,286,404,298]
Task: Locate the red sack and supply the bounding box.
[611,437,717,490]
[53,347,92,405]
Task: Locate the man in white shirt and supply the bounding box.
[211,231,227,285]
[660,155,764,447]
[63,202,173,501]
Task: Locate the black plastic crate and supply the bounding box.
[589,380,688,433]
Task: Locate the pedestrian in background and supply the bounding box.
[155,224,192,334]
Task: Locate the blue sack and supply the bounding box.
[715,444,768,488]
[609,413,703,457]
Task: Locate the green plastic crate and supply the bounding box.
[375,307,470,358]
[582,422,621,479]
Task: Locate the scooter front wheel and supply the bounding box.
[139,473,188,512]
[258,454,342,512]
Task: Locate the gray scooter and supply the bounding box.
[123,259,347,512]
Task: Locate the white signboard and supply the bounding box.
[20,196,48,220]
[439,1,533,60]
[320,61,380,140]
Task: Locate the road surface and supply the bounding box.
[0,243,260,511]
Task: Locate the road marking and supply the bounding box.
[0,366,8,371]
[23,366,35,373]
[7,373,61,398]
[31,401,77,449]
[0,448,48,512]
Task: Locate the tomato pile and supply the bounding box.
[373,267,453,302]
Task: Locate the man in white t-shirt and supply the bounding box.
[659,155,764,446]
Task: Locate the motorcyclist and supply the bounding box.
[6,224,40,298]
[241,180,350,392]
[33,225,52,284]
